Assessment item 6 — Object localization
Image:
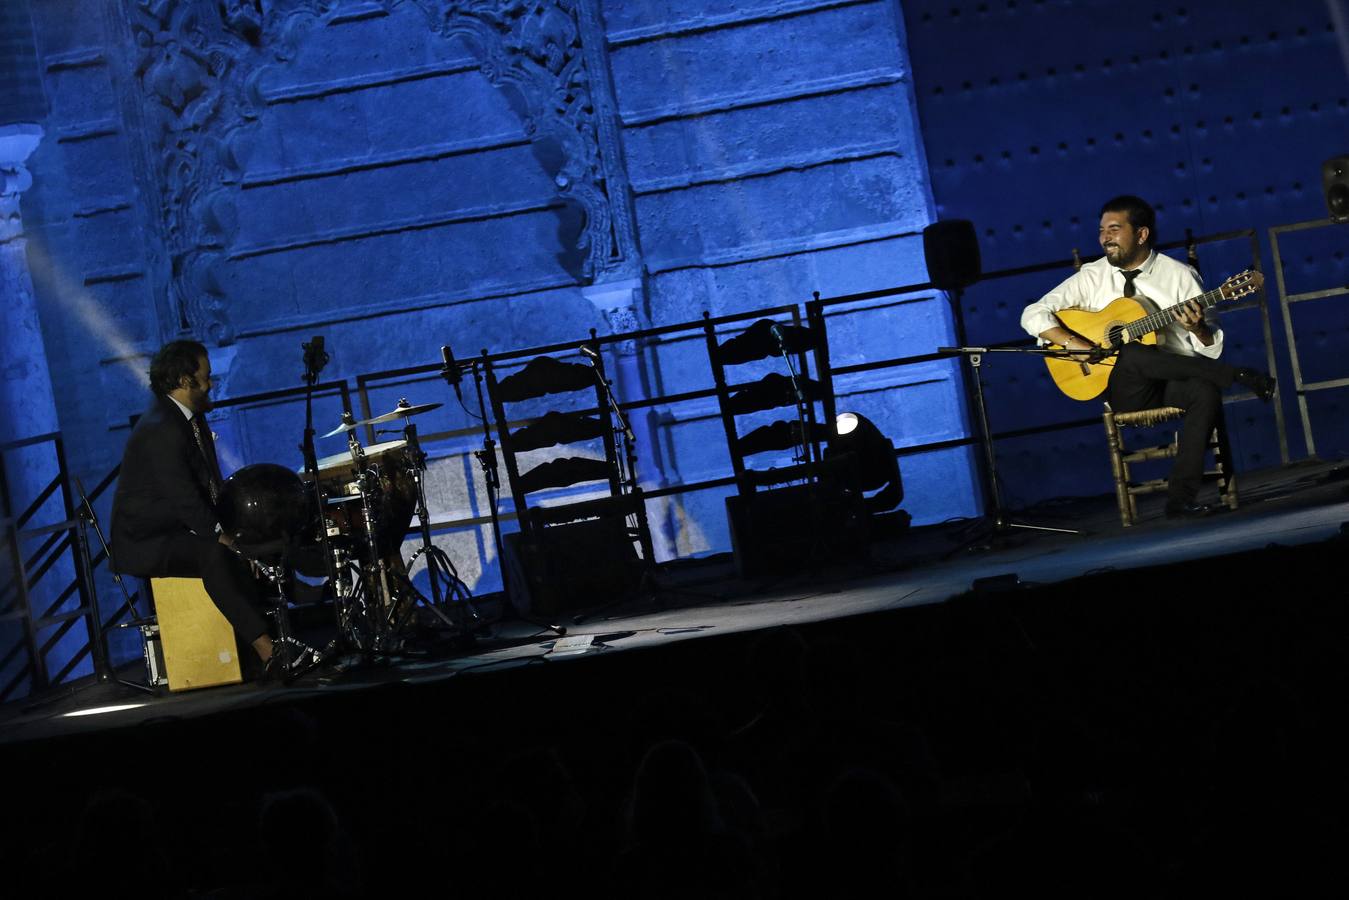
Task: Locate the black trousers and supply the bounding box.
[157,533,270,644]
[1108,343,1235,505]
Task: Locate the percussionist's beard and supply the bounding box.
[187,378,214,413]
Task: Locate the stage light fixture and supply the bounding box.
[828,411,904,515]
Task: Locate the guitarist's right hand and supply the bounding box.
[1041,327,1110,363]
[1060,336,1100,358]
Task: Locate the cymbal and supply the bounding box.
[320,417,360,439]
[320,400,442,438]
[362,400,442,426]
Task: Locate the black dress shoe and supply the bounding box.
[1165,501,1213,519]
[1234,368,1277,402]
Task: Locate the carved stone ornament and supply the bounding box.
[421,0,640,281]
[130,0,267,342]
[128,0,637,343]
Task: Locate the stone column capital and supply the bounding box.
[1,124,44,242]
[0,123,43,190]
[582,277,645,354]
[580,276,642,317]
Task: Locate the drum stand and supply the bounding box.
[343,424,404,653]
[255,554,315,680]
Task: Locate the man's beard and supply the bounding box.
[1103,242,1139,267]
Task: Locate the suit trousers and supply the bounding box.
[1107,343,1235,505]
[157,533,270,644]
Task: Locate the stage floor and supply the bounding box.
[4,458,1346,747]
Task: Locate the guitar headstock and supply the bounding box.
[1218,269,1265,301]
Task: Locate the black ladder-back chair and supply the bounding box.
[483,349,655,614]
[702,306,840,495]
[702,307,864,575]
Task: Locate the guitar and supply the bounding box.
[1043,269,1265,400]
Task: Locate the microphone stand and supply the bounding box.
[937,344,1094,544]
[467,350,565,637]
[770,324,814,467]
[298,338,341,670]
[73,476,156,693]
[581,344,638,491]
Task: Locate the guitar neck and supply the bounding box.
[1131,285,1224,339]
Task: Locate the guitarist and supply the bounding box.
[1020,195,1275,518]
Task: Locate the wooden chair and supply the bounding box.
[1102,403,1238,526]
[702,308,868,574]
[484,349,655,615]
[702,307,840,496]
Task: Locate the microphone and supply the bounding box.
[769,322,787,351]
[440,345,463,401]
[302,335,328,380]
[579,343,600,362]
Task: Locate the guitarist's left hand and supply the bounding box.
[1176,299,1206,331]
[1176,299,1214,345]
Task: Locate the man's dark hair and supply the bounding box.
[148,340,208,396]
[1100,195,1157,246]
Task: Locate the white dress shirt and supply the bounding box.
[168,395,195,420]
[1020,250,1223,359]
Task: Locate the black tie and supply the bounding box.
[191,416,222,503]
[1121,269,1142,298]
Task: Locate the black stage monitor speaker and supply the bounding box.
[504,519,640,617]
[923,219,981,290]
[726,483,868,579]
[1323,155,1349,223]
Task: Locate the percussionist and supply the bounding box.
[110,340,306,677]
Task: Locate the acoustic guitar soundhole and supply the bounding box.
[1104,325,1125,349]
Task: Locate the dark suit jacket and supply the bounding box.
[110,395,221,575]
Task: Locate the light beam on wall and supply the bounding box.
[24,237,147,386]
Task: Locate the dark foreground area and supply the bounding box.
[3,531,1347,898]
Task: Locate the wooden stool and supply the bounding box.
[1102,403,1238,526]
[149,577,243,692]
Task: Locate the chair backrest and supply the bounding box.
[702,306,839,495]
[483,349,624,530]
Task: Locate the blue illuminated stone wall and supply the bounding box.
[904,0,1349,504]
[15,0,968,599]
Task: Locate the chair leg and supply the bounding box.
[1211,415,1240,510]
[1103,405,1134,527]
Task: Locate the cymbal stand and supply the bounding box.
[938,345,1086,544]
[396,412,479,636]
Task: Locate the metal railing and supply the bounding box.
[0,433,105,703]
[1269,217,1348,458]
[2,227,1297,704]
